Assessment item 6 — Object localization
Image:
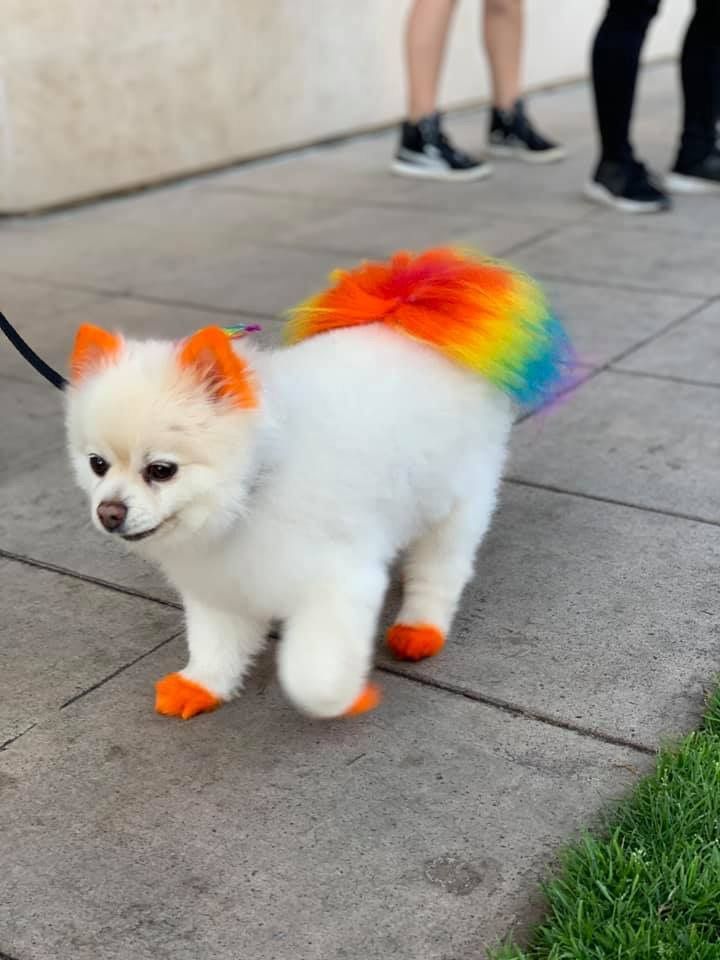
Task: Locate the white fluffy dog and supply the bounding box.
[65,248,572,720]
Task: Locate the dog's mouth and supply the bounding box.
[121,516,175,543]
[122,526,160,542]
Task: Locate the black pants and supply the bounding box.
[592,0,720,165]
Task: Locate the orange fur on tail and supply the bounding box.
[286,247,575,410]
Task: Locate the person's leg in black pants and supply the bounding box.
[592,0,660,164]
[668,0,720,191]
[585,0,669,212]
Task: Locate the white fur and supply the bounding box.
[66,326,513,717]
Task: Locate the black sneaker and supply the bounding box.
[488,99,566,164]
[392,112,492,182]
[666,148,720,194]
[584,158,671,213]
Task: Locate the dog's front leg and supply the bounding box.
[277,566,387,718]
[155,597,268,719]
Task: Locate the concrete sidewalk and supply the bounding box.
[2,64,719,960]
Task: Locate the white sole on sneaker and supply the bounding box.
[390,159,493,182]
[583,180,669,214]
[664,171,720,195]
[487,143,567,165]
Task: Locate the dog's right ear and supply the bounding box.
[70,325,123,383]
[178,327,257,408]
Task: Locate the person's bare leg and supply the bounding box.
[406,0,458,120]
[483,0,523,111]
[484,0,565,162]
[394,0,490,180]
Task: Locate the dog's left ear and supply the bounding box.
[70,324,123,382]
[179,327,257,408]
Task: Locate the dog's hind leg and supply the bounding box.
[277,564,387,718]
[387,488,498,662]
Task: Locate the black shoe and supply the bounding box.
[392,112,492,182]
[584,158,671,213]
[488,99,566,164]
[666,148,720,195]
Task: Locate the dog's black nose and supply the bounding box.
[97,500,127,532]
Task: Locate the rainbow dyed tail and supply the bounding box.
[285,247,575,410]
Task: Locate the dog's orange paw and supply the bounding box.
[155,673,221,720]
[387,623,445,661]
[344,683,381,716]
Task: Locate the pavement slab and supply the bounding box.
[0,555,180,746]
[0,273,101,321]
[537,277,700,369]
[509,369,720,523]
[201,147,431,206]
[277,202,566,260]
[514,219,720,298]
[207,143,597,225]
[0,640,648,960]
[1,375,69,481]
[380,483,720,749]
[614,298,720,386]
[114,244,365,317]
[1,62,719,960]
[0,190,343,295]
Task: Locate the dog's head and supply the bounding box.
[65,324,259,552]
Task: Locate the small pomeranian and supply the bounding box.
[65,248,572,720]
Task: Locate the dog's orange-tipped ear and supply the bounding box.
[70,324,123,382]
[179,327,257,408]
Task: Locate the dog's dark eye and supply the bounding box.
[144,462,178,483]
[89,455,110,477]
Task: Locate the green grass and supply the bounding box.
[493,687,720,960]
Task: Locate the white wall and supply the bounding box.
[446,0,691,105]
[0,0,692,212]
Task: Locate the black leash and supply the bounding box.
[0,310,68,390]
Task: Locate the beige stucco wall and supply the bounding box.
[0,0,692,213]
